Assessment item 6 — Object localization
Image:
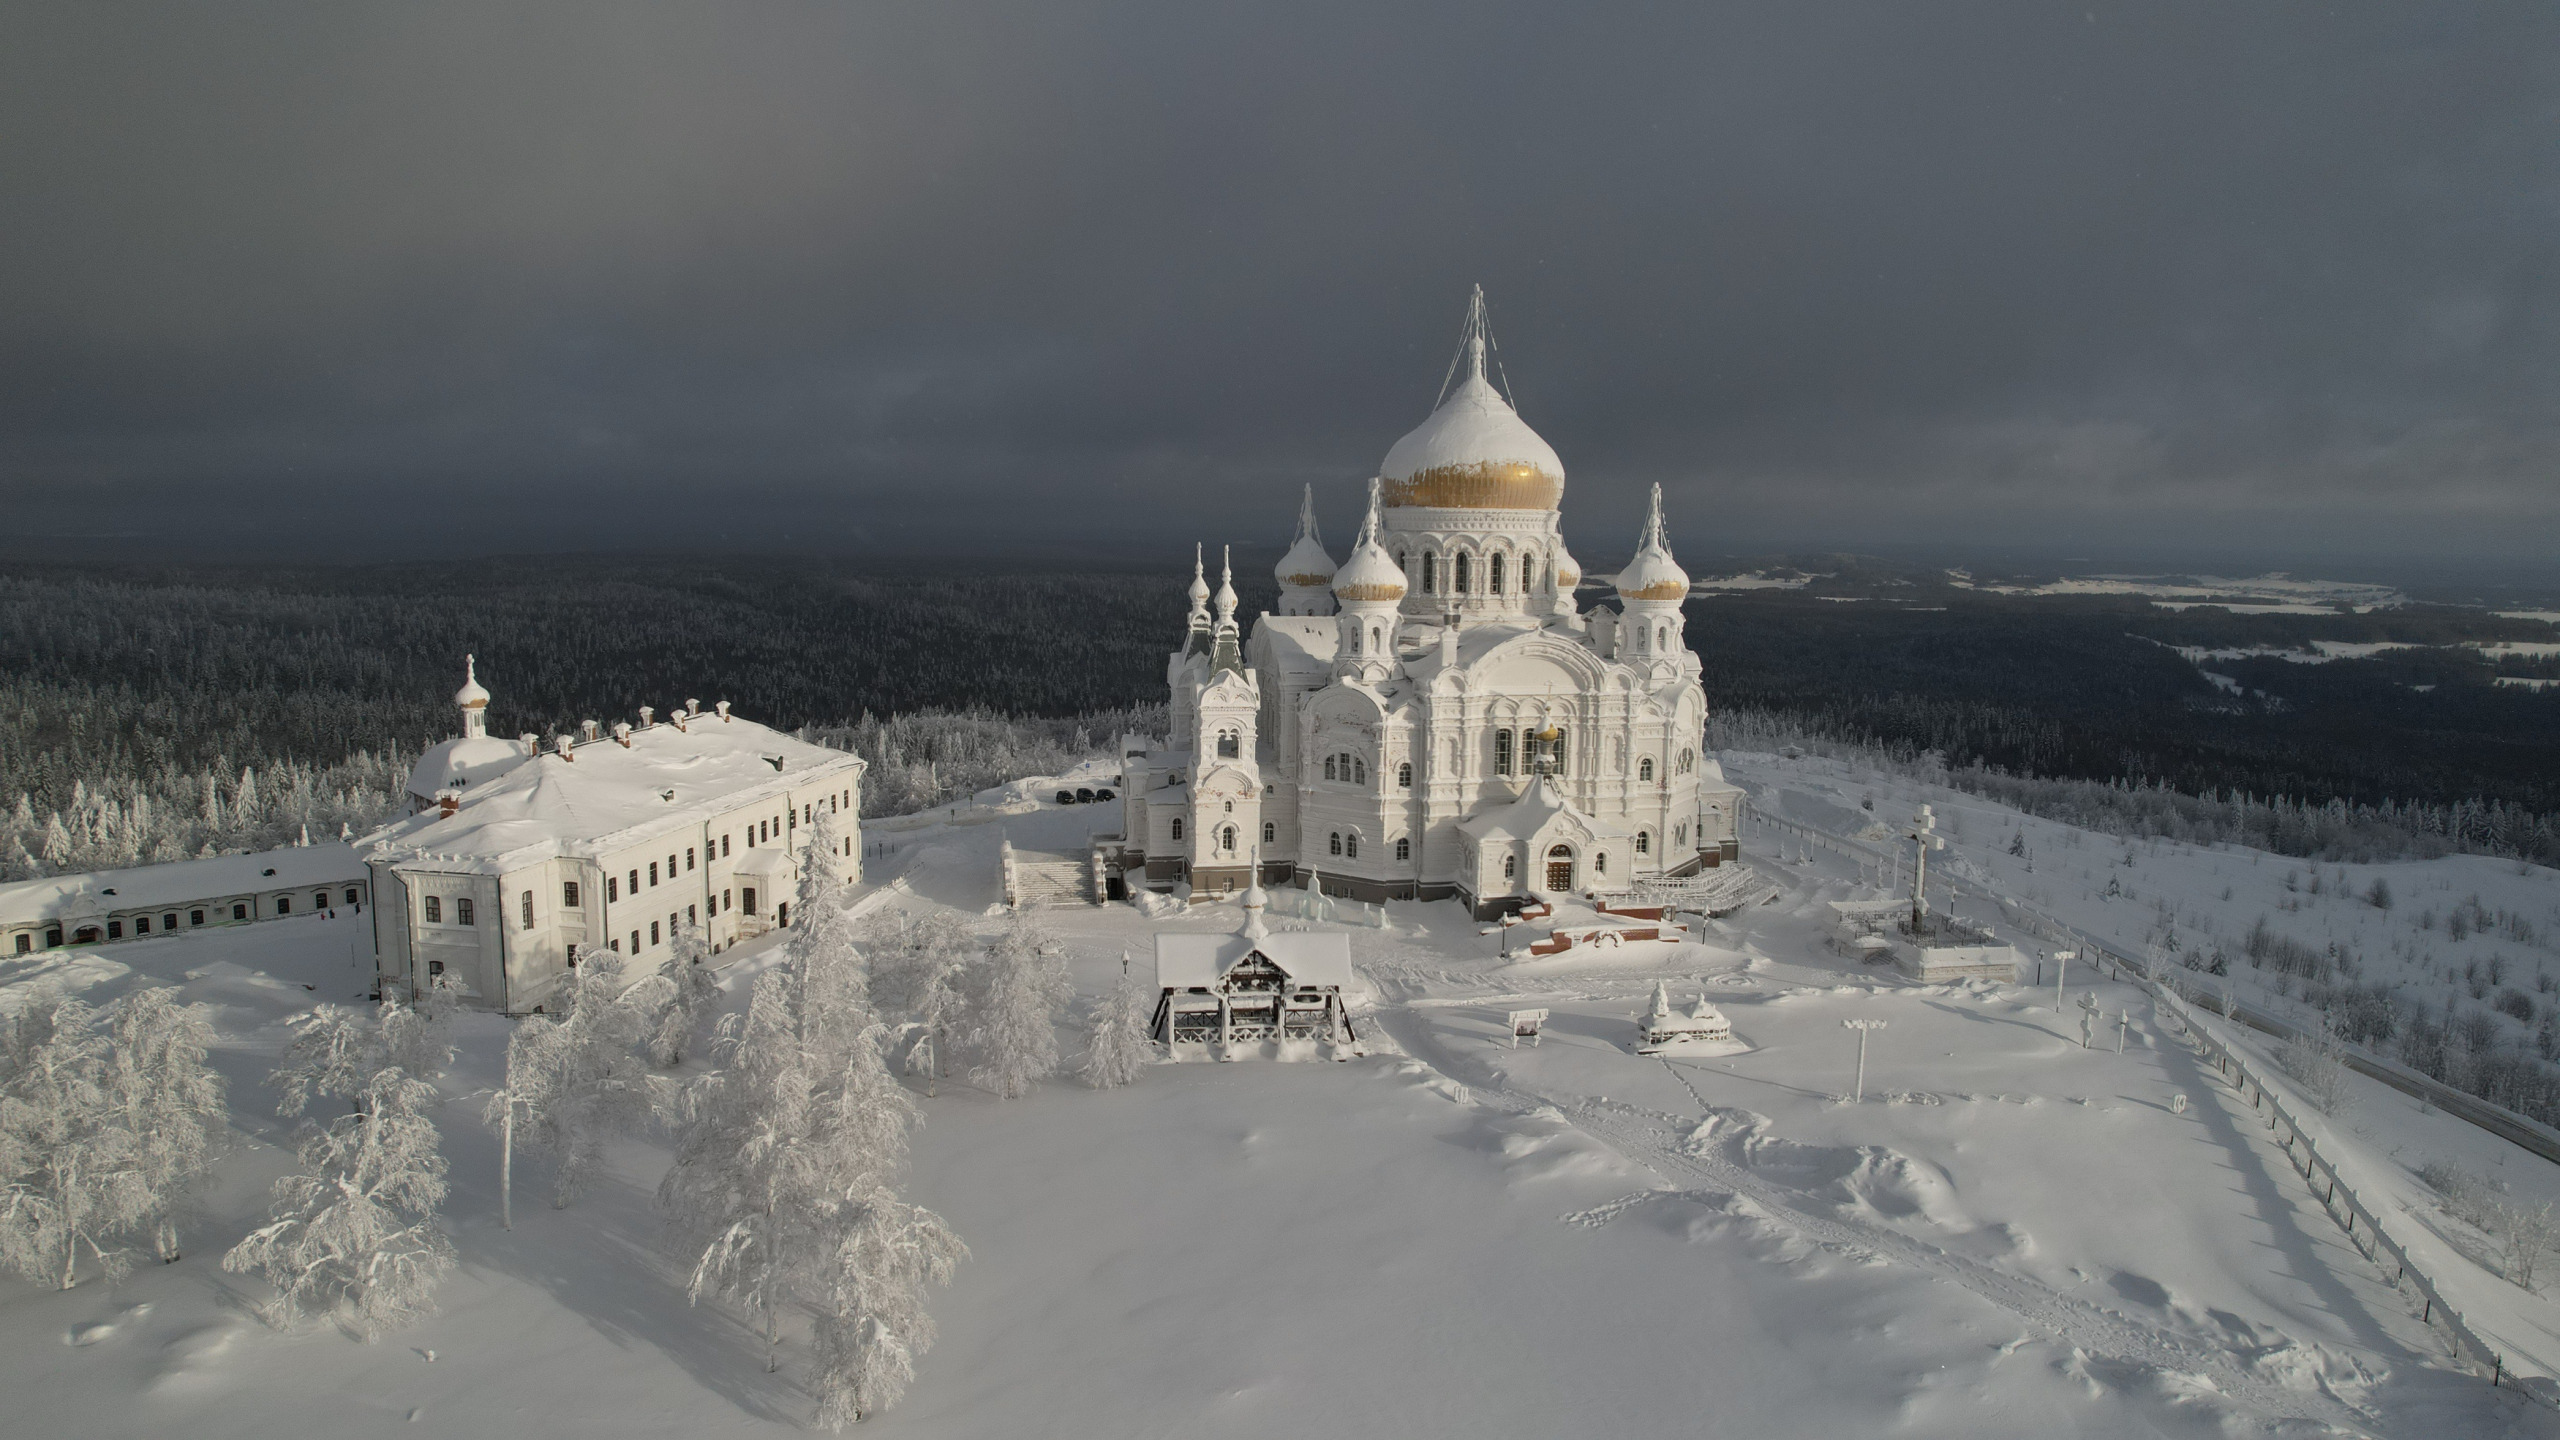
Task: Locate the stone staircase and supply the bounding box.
[1008,848,1097,907]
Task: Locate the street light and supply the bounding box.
[1842,1018,1888,1102]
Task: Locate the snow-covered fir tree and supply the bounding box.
[224,1066,455,1337]
[0,987,151,1289]
[1079,952,1155,1089]
[965,917,1072,1100]
[103,988,227,1262]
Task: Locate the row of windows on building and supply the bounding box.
[16,886,364,952]
[1400,549,1545,598]
[1183,814,1690,864]
[1312,734,1699,784]
[425,881,764,934]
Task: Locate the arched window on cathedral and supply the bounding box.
[1678,747,1695,775]
[1676,821,1689,847]
[1455,553,1471,593]
[1263,821,1275,844]
[1593,852,1607,875]
[1394,837,1410,861]
[1222,825,1236,852]
[1328,832,1342,856]
[1503,854,1517,879]
[1217,728,1239,758]
[1422,554,1436,592]
[1344,833,1359,859]
[1396,761,1412,788]
[1353,758,1367,785]
[1489,553,1505,594]
[1370,625,1382,652]
[1639,756,1655,781]
[1657,624,1669,651]
[1635,830,1651,855]
[1493,728,1514,776]
[1323,755,1337,781]
[1172,818,1184,841]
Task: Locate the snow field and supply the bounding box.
[6,777,2560,1435]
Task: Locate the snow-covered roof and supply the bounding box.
[1452,775,1630,845]
[365,716,861,876]
[0,843,366,926]
[406,734,535,801]
[1155,932,1352,991]
[731,846,800,879]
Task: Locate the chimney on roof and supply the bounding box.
[614,722,633,747]
[437,792,460,818]
[554,734,575,762]
[686,698,701,717]
[716,700,732,722]
[669,706,687,733]
[581,720,600,742]
[638,706,655,729]
[520,732,540,756]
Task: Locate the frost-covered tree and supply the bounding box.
[381,973,462,1080]
[965,918,1071,1100]
[274,1004,383,1117]
[1079,953,1154,1090]
[866,911,974,1019]
[103,989,227,1262]
[661,900,964,1420]
[651,922,723,1067]
[485,1014,559,1231]
[0,988,150,1289]
[531,952,664,1207]
[224,1067,454,1337]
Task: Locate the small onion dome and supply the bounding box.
[1380,297,1563,511]
[454,654,491,710]
[1277,530,1336,589]
[1616,544,1690,603]
[1333,478,1407,603]
[1334,538,1407,603]
[1615,483,1690,602]
[1187,547,1211,608]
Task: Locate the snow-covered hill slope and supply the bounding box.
[6,770,2560,1436]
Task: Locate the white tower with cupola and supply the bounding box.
[1614,483,1693,677]
[1331,481,1406,686]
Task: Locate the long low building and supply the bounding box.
[0,843,370,955]
[362,662,865,1014]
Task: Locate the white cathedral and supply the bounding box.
[1110,292,1743,917]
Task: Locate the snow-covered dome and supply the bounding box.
[1379,294,1563,512]
[1615,484,1690,603]
[1187,547,1212,610]
[1275,485,1336,589]
[404,735,529,802]
[1552,540,1583,591]
[454,653,491,710]
[1333,486,1408,604]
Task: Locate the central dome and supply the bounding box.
[1378,367,1565,511]
[1379,292,1564,511]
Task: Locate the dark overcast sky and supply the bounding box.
[4,4,2555,573]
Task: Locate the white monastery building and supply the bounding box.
[364,659,864,1013]
[1111,291,1743,916]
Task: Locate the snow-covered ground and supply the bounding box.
[7,759,2560,1437]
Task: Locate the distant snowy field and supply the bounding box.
[7,757,2560,1437]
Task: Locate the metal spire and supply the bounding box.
[1435,284,1518,409]
[1293,482,1323,548]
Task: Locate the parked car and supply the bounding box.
[1075,787,1095,803]
[1055,789,1077,805]
[1094,787,1116,802]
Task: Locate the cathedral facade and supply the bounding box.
[1112,293,1742,917]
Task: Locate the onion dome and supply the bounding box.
[1187,545,1212,611]
[1333,481,1409,604]
[1379,288,1564,511]
[1615,484,1691,603]
[1275,484,1336,589]
[454,654,491,710]
[1552,541,1583,592]
[1213,546,1239,621]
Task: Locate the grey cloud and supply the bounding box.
[2,3,2555,570]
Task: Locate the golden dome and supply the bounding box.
[1379,293,1563,511]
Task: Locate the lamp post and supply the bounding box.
[1842,1018,1887,1102]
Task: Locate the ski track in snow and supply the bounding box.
[1362,984,2393,1434]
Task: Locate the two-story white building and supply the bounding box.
[363,664,865,1013]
